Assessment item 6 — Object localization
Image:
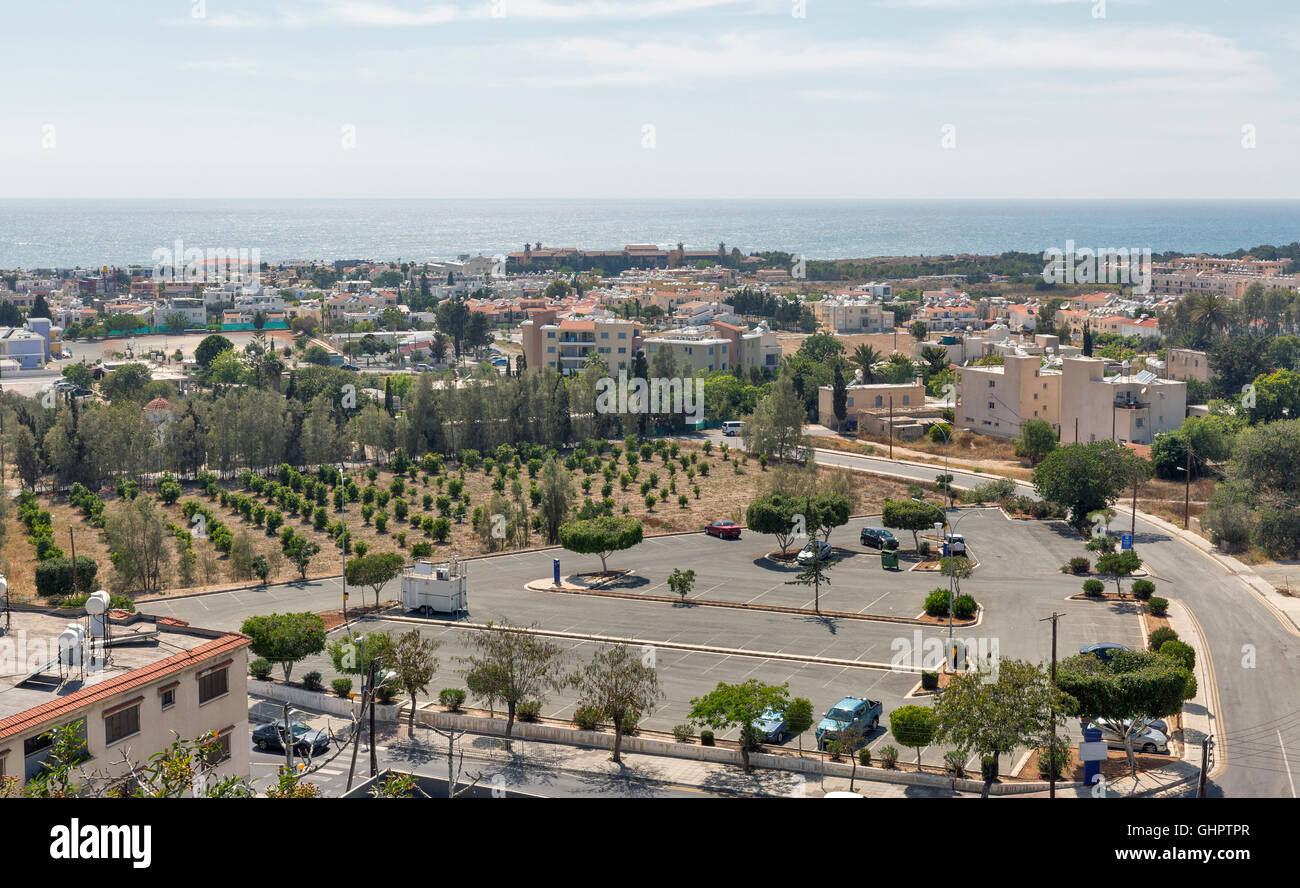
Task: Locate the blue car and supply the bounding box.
[750,707,789,743]
[1080,642,1130,662]
[815,696,882,751]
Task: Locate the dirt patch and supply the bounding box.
[1016,746,1181,781]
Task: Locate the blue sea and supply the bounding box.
[1,199,1298,269]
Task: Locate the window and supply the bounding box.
[600,332,608,338]
[988,381,995,388]
[161,688,176,710]
[205,733,232,766]
[988,402,995,409]
[104,704,141,744]
[199,667,228,704]
[1033,393,1038,400]
[874,396,883,408]
[1135,418,1144,428]
[902,395,910,405]
[618,332,626,339]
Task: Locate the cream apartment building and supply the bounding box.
[810,298,895,334]
[818,378,926,429]
[1059,357,1187,445]
[641,329,731,375]
[521,313,642,375]
[955,354,1061,438]
[0,608,250,795]
[1164,348,1213,384]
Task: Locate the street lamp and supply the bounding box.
[0,574,8,633]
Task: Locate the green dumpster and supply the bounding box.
[881,550,899,570]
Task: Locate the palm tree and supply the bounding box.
[920,346,950,377]
[850,344,882,383]
[1186,293,1233,338]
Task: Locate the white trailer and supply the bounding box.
[401,559,468,615]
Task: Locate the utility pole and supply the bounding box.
[888,396,893,459]
[1131,469,1138,540]
[1040,611,1064,799]
[368,657,379,778]
[69,529,77,593]
[1198,736,1213,798]
[345,636,366,792]
[1184,435,1192,530]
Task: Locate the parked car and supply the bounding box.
[252,721,330,755]
[860,527,899,550]
[1079,642,1130,662]
[721,421,744,437]
[1087,720,1169,755]
[341,363,361,372]
[705,520,742,540]
[815,697,882,751]
[796,540,833,565]
[751,707,789,743]
[944,533,966,555]
[415,363,431,372]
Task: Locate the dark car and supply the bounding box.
[252,721,330,755]
[860,527,899,550]
[341,363,361,372]
[705,520,742,540]
[1079,642,1130,662]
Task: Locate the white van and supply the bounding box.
[722,421,744,437]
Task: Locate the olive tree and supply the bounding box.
[558,515,643,575]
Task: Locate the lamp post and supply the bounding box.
[0,574,8,633]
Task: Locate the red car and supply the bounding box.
[705,520,741,540]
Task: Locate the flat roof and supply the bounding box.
[0,608,247,731]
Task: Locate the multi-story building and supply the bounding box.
[810,298,895,334]
[956,353,1061,438]
[0,607,250,795]
[711,320,781,374]
[818,378,927,429]
[641,329,731,375]
[521,314,642,375]
[1059,357,1187,445]
[1164,348,1213,383]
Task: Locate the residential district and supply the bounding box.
[1,243,1298,799]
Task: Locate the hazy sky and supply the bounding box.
[2,0,1296,199]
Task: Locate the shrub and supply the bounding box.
[1067,556,1091,575]
[1131,579,1155,601]
[34,556,98,598]
[438,688,467,711]
[858,747,872,767]
[878,745,899,769]
[952,594,977,620]
[672,724,694,743]
[1159,639,1195,671]
[301,671,323,691]
[924,588,951,617]
[700,730,715,746]
[918,540,931,558]
[331,678,353,698]
[1082,579,1105,597]
[944,750,967,778]
[1148,597,1170,618]
[1037,737,1071,779]
[573,705,602,731]
[516,700,542,722]
[410,542,433,558]
[921,670,939,691]
[249,658,274,681]
[1148,625,1178,649]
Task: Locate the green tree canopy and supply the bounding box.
[240,612,327,681]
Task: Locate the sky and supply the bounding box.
[1,0,1297,199]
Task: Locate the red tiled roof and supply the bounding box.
[0,633,250,742]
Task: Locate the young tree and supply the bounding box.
[239,612,327,682]
[460,622,567,751]
[391,629,441,737]
[743,374,808,462]
[1014,418,1058,466]
[889,704,937,772]
[745,491,803,556]
[104,495,172,593]
[344,550,406,609]
[688,679,790,772]
[931,659,1064,797]
[1095,549,1142,598]
[784,697,815,755]
[569,644,664,764]
[666,567,695,604]
[558,515,643,575]
[283,533,321,580]
[537,455,573,544]
[786,546,834,612]
[881,498,944,551]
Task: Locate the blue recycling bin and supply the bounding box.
[553,558,561,587]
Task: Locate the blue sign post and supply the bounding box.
[1121,533,1133,551]
[553,558,561,588]
[1080,725,1106,788]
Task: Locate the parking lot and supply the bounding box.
[167,503,1149,774]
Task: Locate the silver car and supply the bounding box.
[1088,720,1169,755]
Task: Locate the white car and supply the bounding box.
[1088,721,1169,755]
[944,534,966,555]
